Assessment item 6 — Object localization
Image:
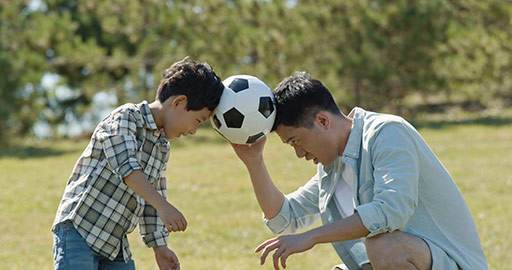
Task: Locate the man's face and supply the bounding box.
[276,122,339,166]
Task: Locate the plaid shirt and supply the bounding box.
[53,101,170,262]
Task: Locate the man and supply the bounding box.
[231,72,487,270]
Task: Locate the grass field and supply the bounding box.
[0,112,511,269]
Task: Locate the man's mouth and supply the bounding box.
[306,155,319,165]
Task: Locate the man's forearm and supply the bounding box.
[124,169,168,211]
[307,212,370,244]
[246,159,285,219]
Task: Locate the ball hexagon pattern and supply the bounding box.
[210,75,276,144]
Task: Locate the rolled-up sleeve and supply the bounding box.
[264,173,321,234]
[98,110,142,179]
[356,122,420,237]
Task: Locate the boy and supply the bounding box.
[231,72,487,270]
[52,58,224,270]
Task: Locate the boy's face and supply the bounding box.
[276,115,340,166]
[161,96,211,140]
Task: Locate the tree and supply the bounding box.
[0,0,49,141]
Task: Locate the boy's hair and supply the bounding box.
[156,57,224,111]
[272,71,341,131]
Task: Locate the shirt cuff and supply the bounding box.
[142,231,169,248]
[115,157,142,179]
[263,199,291,234]
[356,203,388,238]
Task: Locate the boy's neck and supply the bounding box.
[148,100,165,130]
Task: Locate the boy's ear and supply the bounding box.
[315,112,331,131]
[171,95,188,110]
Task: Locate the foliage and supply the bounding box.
[0,0,511,140]
[435,0,512,101]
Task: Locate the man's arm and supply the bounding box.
[232,137,322,235]
[244,157,285,219]
[231,138,284,218]
[124,170,187,232]
[255,212,369,270]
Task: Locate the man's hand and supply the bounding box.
[231,136,266,166]
[156,203,187,232]
[154,246,180,270]
[255,233,316,270]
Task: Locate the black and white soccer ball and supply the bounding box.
[210,75,276,144]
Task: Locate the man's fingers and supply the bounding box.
[273,247,286,270]
[260,241,280,265]
[255,237,279,252]
[281,251,291,269]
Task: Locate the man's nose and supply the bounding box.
[294,146,306,159]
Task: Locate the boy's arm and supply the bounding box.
[138,171,169,248]
[124,170,187,233]
[153,246,180,270]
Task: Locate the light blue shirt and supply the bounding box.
[264,107,487,270]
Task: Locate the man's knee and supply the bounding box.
[365,231,432,270]
[365,232,403,269]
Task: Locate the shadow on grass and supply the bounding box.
[0,144,73,159]
[412,116,512,130]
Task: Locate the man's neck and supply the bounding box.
[337,116,353,157]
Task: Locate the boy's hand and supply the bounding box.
[231,136,267,166]
[157,203,187,232]
[154,246,180,270]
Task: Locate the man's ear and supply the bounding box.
[171,95,188,110]
[315,112,331,131]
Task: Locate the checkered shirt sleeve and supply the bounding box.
[97,109,142,179]
[139,170,169,247]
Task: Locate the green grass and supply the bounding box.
[1,114,511,269]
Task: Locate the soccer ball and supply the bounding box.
[210,75,276,144]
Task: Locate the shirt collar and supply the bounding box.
[343,107,365,159]
[138,101,159,131]
[321,107,365,173]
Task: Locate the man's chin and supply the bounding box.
[320,157,337,167]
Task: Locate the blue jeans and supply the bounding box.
[53,221,135,270]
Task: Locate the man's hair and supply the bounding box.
[156,57,224,111]
[272,71,341,131]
